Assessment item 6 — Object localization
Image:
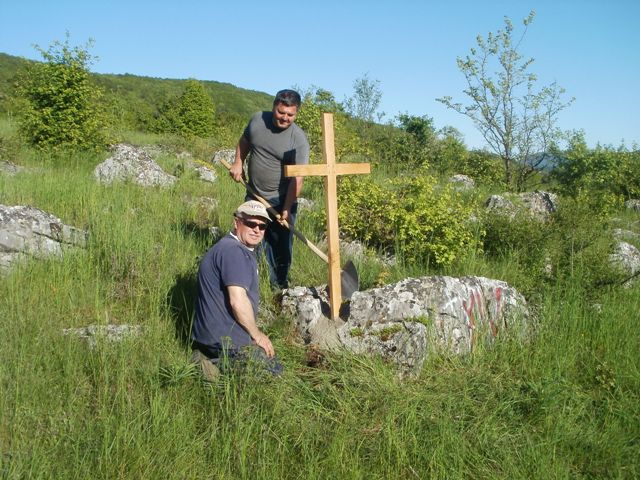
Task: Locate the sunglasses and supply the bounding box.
[239,218,267,231]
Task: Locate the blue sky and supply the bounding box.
[1,0,638,150]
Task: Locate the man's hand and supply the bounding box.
[279,209,290,224]
[229,161,244,183]
[231,136,251,182]
[253,332,275,358]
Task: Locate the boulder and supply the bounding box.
[297,197,316,211]
[189,162,217,183]
[610,241,640,287]
[448,174,475,190]
[485,190,557,220]
[0,205,87,272]
[485,195,516,216]
[282,276,530,376]
[0,160,25,175]
[211,149,235,166]
[94,144,177,187]
[625,199,640,212]
[613,228,640,243]
[63,324,144,348]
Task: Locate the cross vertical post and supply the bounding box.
[284,113,370,320]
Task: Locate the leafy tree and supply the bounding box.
[296,87,365,162]
[437,11,573,191]
[155,79,216,138]
[396,113,436,148]
[432,128,468,176]
[344,73,384,123]
[16,35,108,151]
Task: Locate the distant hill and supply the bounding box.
[0,51,273,126]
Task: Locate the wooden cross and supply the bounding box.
[285,113,370,320]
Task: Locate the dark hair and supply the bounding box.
[273,89,302,108]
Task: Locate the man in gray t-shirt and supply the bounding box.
[229,89,310,289]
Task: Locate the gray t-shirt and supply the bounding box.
[244,111,310,204]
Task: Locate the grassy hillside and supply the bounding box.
[1,48,639,477]
[0,51,272,121]
[0,114,639,477]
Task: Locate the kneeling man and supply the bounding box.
[191,200,282,378]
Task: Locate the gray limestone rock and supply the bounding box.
[0,204,87,271]
[63,324,144,348]
[485,191,558,220]
[610,241,640,286]
[625,199,640,212]
[0,160,25,175]
[211,149,235,166]
[94,144,177,187]
[282,275,530,376]
[448,174,476,190]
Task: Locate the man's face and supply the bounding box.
[272,102,298,130]
[234,215,267,248]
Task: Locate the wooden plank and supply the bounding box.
[282,112,370,320]
[321,113,342,319]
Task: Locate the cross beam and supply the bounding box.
[285,113,370,320]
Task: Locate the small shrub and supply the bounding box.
[15,35,108,151]
[335,171,480,266]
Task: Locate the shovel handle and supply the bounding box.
[219,158,329,263]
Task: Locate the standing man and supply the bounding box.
[191,200,282,379]
[229,89,310,290]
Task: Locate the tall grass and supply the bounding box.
[1,142,638,478]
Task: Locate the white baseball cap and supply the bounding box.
[234,200,271,222]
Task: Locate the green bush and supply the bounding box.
[153,79,216,139]
[551,132,640,199]
[482,191,625,296]
[15,36,108,151]
[335,172,479,266]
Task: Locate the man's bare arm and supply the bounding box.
[227,285,274,357]
[230,136,250,182]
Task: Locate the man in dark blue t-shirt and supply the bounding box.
[191,200,282,378]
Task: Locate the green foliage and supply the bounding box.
[481,191,625,296]
[344,73,383,122]
[153,79,216,139]
[336,172,479,266]
[552,131,640,199]
[437,11,573,191]
[2,137,640,479]
[460,149,504,186]
[295,89,366,162]
[431,127,468,176]
[15,36,108,151]
[396,113,436,147]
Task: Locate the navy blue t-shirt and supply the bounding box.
[191,233,259,355]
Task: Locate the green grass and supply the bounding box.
[1,140,639,479]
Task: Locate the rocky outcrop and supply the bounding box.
[190,162,217,183]
[485,191,558,220]
[0,160,25,175]
[448,174,475,190]
[625,199,640,212]
[211,149,235,166]
[94,144,177,187]
[63,324,144,348]
[0,205,87,271]
[282,276,530,376]
[610,241,640,287]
